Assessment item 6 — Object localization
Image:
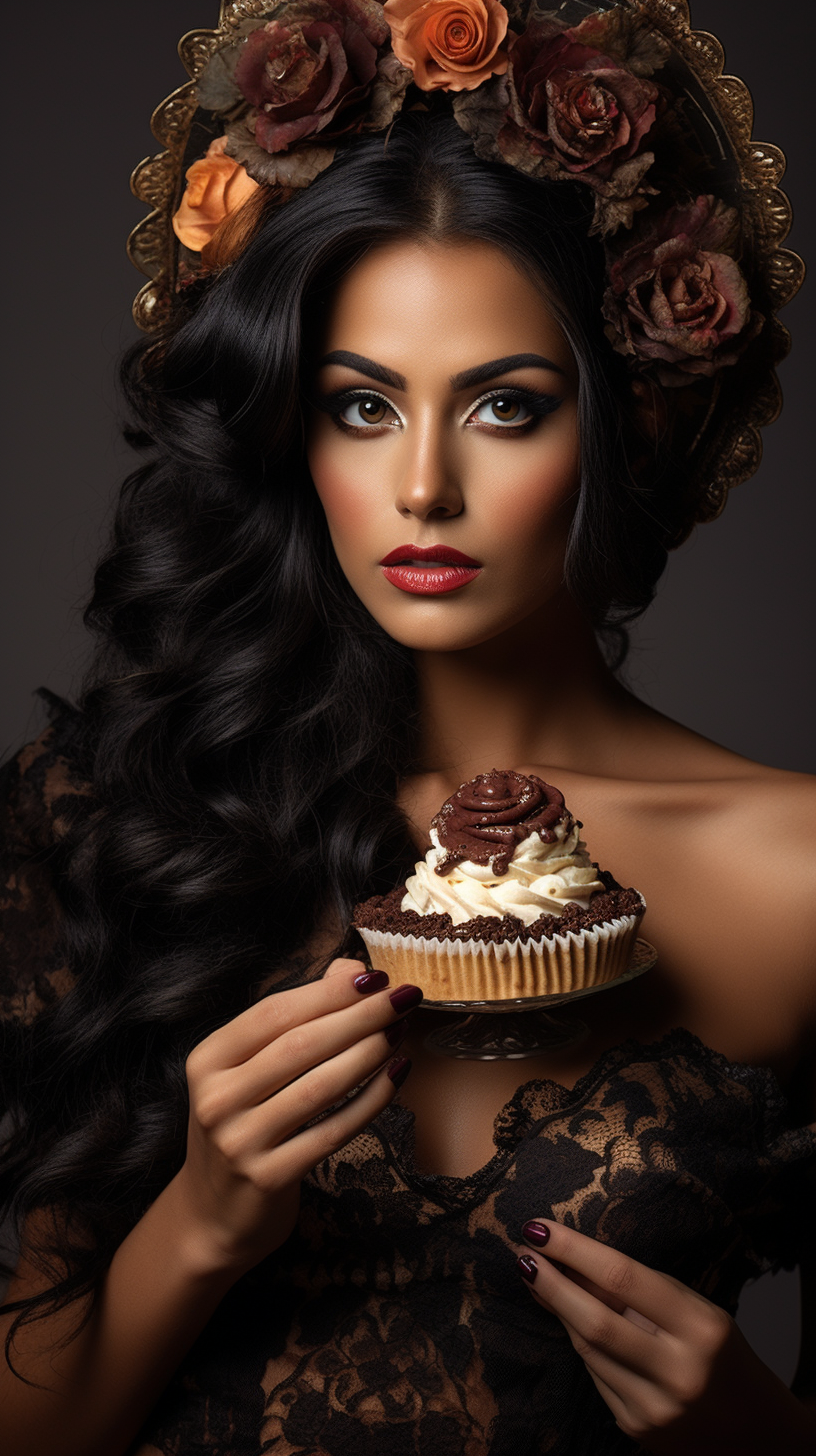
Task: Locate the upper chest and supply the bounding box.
[392,771,815,1175]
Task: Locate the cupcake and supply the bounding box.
[354,770,645,1001]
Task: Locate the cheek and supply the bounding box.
[308,440,372,546]
[485,434,580,553]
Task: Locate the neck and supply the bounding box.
[413,591,632,783]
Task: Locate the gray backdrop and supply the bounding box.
[2,0,813,1383]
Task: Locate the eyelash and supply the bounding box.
[317,386,562,437]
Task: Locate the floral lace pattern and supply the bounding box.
[2,711,814,1456]
[134,1033,814,1456]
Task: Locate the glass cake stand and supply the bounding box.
[418,938,658,1060]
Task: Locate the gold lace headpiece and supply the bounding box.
[129,0,802,526]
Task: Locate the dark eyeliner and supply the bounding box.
[310,386,398,431]
[474,386,563,416]
[466,385,564,432]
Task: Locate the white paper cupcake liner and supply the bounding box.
[358,912,642,1001]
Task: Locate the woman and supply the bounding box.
[1,2,814,1452]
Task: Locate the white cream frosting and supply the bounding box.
[401,817,605,926]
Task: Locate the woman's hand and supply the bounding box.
[175,959,419,1276]
[516,1218,816,1455]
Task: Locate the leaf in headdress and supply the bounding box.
[587,152,658,236]
[225,118,336,186]
[365,53,413,131]
[452,76,510,162]
[197,43,245,112]
[569,8,670,76]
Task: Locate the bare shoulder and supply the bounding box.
[522,713,816,1071]
[688,757,816,975]
[632,721,816,901]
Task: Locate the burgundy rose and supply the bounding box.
[234,0,391,152]
[602,196,760,383]
[502,21,658,178]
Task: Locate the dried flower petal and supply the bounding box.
[503,20,658,179]
[232,0,392,154]
[603,195,760,384]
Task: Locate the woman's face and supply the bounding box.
[306,238,581,652]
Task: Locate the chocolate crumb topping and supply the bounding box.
[354,886,644,945]
[432,769,566,876]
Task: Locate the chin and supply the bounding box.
[369,598,549,654]
[383,624,496,652]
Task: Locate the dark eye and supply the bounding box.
[470,395,533,427]
[339,395,393,427]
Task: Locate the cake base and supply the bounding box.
[418,940,657,1059]
[358,912,642,1001]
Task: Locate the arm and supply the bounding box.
[0,959,417,1456]
[1,1179,243,1456]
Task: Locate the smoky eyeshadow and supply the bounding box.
[309,383,563,423]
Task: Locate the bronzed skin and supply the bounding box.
[307,239,816,1167]
[309,239,816,1447]
[2,240,814,1455]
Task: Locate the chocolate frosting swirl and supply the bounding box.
[432,770,566,876]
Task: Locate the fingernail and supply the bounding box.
[387,1055,411,1089]
[389,984,423,1015]
[521,1220,551,1248]
[517,1255,538,1284]
[354,970,389,994]
[385,1017,409,1047]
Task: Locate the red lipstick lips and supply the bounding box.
[379,544,482,595]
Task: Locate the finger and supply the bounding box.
[517,1253,661,1380]
[211,983,419,1108]
[518,1218,701,1338]
[579,1364,635,1432]
[234,1029,405,1149]
[192,960,391,1068]
[558,1316,668,1436]
[266,1056,411,1184]
[558,1267,661,1336]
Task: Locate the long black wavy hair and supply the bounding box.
[1,111,682,1348]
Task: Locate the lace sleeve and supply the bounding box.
[0,703,92,1028]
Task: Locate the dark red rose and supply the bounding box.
[235,0,391,152]
[602,196,760,383]
[503,21,657,177]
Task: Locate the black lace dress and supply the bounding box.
[2,714,814,1456]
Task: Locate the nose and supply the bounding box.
[393,412,464,521]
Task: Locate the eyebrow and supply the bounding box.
[317,349,565,392]
[450,354,566,389]
[318,350,406,389]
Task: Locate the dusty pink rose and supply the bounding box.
[503,22,657,177]
[384,0,509,91]
[602,196,759,382]
[234,0,390,152]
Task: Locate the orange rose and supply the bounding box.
[172,135,260,252]
[384,0,509,91]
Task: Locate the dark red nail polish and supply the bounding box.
[518,1255,538,1284]
[521,1220,551,1248]
[389,984,423,1015]
[387,1055,411,1089]
[354,970,389,993]
[385,1018,409,1047]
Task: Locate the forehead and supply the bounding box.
[316,237,575,378]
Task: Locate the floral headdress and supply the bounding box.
[130,0,802,528]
